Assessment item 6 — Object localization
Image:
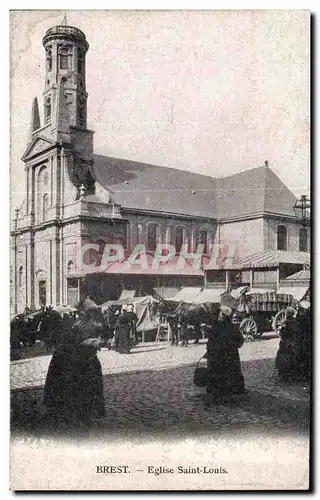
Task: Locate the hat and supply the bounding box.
[299,300,310,310]
[82,298,100,312]
[220,305,232,317]
[285,306,295,318]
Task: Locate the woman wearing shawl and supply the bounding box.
[44,298,105,426]
[275,306,301,382]
[206,305,245,403]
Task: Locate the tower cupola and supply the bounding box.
[42,24,89,129]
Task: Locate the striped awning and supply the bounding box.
[204,250,310,270]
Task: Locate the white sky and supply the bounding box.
[10,9,310,208]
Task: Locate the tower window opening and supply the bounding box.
[77,49,84,73]
[78,97,86,126]
[60,54,69,69]
[45,97,51,121]
[46,48,52,71]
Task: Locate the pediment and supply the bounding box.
[21,136,56,162]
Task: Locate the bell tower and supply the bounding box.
[22,19,96,203]
[42,23,89,129]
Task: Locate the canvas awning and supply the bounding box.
[118,290,136,300]
[153,287,181,300]
[101,295,158,311]
[171,287,203,303]
[193,288,225,304]
[229,286,248,299]
[277,286,309,302]
[284,269,310,282]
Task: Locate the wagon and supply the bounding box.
[220,286,295,341]
[271,298,310,335]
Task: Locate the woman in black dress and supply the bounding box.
[275,306,301,382]
[206,306,245,403]
[44,299,105,426]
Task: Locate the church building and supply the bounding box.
[10,22,310,314]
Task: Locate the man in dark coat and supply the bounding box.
[206,305,245,403]
[44,298,105,426]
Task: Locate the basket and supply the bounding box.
[193,356,208,387]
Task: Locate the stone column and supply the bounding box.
[51,228,61,305]
[30,233,35,309]
[165,224,171,246]
[25,168,29,214]
[191,222,196,252]
[137,216,144,245]
[12,237,17,314]
[59,226,64,305]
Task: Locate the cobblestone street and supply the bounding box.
[11,333,310,441]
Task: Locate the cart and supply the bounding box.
[220,287,295,341]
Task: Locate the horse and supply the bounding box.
[161,300,219,346]
[176,302,219,345]
[37,309,65,353]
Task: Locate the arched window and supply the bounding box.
[46,48,52,71]
[199,230,208,254]
[175,226,186,253]
[42,194,49,221]
[147,223,158,251]
[45,97,51,121]
[37,166,49,223]
[18,266,23,288]
[77,54,84,74]
[299,228,308,252]
[67,260,74,275]
[277,225,287,251]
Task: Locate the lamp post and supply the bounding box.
[294,195,310,227]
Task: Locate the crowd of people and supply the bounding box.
[11,296,311,427]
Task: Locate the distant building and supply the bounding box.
[11,22,310,314]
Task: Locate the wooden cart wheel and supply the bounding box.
[240,317,258,341]
[272,309,286,335]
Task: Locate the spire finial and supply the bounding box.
[27,97,41,144]
[264,160,269,167]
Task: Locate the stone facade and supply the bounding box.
[10,22,310,314]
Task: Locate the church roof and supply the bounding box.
[91,154,298,220]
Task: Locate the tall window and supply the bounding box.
[277,225,287,251]
[18,266,23,288]
[46,48,52,71]
[67,260,74,275]
[60,54,69,69]
[199,230,208,254]
[147,224,158,251]
[299,228,308,252]
[45,97,51,121]
[175,226,185,253]
[77,53,84,73]
[42,194,49,221]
